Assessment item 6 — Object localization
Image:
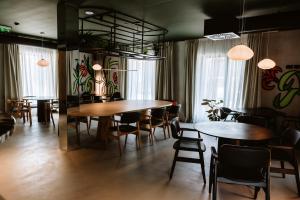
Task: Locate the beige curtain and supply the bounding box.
[0,44,22,112]
[119,57,127,99]
[155,40,198,122]
[184,40,199,122]
[242,33,264,108]
[155,42,175,100]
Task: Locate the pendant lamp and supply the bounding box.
[37,32,49,67]
[257,32,276,69]
[92,64,102,70]
[227,0,254,61]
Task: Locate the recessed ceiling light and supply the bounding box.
[85,11,94,15]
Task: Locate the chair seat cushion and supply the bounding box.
[141,118,163,126]
[118,125,138,133]
[173,140,206,152]
[218,166,266,184]
[271,148,294,162]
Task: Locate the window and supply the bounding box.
[193,39,246,122]
[19,45,58,97]
[126,59,156,100]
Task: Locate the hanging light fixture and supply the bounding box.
[227,0,254,61]
[92,64,102,70]
[37,32,49,67]
[257,32,276,69]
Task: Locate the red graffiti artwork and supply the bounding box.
[262,66,282,90]
[112,72,118,84]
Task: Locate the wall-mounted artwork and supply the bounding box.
[262,65,300,109]
[72,53,94,94]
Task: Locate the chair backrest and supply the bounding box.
[219,107,232,120]
[170,118,181,139]
[111,92,122,101]
[167,104,181,115]
[67,95,80,108]
[120,112,141,124]
[281,128,300,146]
[151,107,165,119]
[218,145,270,179]
[236,115,268,127]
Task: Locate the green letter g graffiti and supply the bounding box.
[273,70,300,109]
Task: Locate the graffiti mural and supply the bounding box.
[262,66,282,90]
[273,70,300,109]
[262,66,300,109]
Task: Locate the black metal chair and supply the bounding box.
[169,118,206,183]
[236,115,268,127]
[269,128,300,196]
[209,145,271,200]
[219,107,239,121]
[110,92,124,101]
[110,112,141,155]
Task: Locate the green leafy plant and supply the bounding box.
[201,99,223,121]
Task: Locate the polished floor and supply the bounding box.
[0,114,299,200]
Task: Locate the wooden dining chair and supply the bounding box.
[110,112,141,155]
[209,145,271,200]
[140,107,168,144]
[269,128,300,196]
[9,100,32,126]
[165,104,181,137]
[169,118,206,182]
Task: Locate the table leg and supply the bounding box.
[96,116,113,144]
[37,100,50,122]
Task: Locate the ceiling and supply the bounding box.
[0,0,300,40]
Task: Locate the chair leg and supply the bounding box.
[293,158,300,196]
[124,134,128,149]
[86,121,90,136]
[88,117,91,131]
[199,151,206,184]
[212,174,217,200]
[136,131,141,149]
[75,122,80,146]
[50,111,55,128]
[29,111,32,126]
[280,161,285,178]
[209,156,214,193]
[169,150,179,180]
[22,112,25,124]
[117,137,122,156]
[263,187,270,200]
[254,187,260,199]
[162,124,166,139]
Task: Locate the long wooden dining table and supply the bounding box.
[67,100,172,141]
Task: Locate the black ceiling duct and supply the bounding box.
[204,11,300,39]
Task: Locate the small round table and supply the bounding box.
[194,121,273,148]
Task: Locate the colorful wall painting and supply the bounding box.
[103,56,120,95]
[262,65,300,109]
[72,53,94,95]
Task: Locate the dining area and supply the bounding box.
[1,0,300,200]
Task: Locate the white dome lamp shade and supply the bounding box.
[37,58,49,67]
[227,0,254,61]
[257,32,276,70]
[227,44,254,61]
[37,32,49,67]
[257,58,276,69]
[92,64,102,70]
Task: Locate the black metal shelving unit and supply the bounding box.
[79,7,167,60]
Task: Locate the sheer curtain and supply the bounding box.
[193,38,246,122]
[126,59,156,100]
[19,45,58,97]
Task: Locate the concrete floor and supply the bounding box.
[0,113,299,200]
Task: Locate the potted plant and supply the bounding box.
[201,99,223,121]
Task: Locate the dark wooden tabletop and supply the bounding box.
[194,121,273,141]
